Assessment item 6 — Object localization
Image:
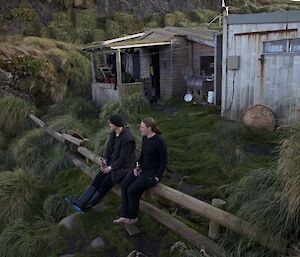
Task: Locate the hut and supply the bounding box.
[221,11,300,123]
[83,27,216,106]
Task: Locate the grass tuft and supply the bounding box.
[0,219,60,257]
[99,93,150,127]
[0,96,36,136]
[277,123,300,228]
[0,168,43,222]
[43,194,71,223]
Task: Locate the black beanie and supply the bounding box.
[109,114,124,127]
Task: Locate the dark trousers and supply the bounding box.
[85,172,114,208]
[121,172,157,219]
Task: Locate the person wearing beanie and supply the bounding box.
[65,113,136,213]
[109,114,124,127]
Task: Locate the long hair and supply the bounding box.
[142,117,161,134]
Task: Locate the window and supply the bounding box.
[263,38,300,54]
[199,56,214,76]
[263,40,287,53]
[290,38,300,52]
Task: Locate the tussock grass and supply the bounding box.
[45,97,98,120]
[0,169,43,222]
[11,128,47,171]
[23,36,75,51]
[0,96,36,136]
[0,130,7,151]
[90,126,110,155]
[277,124,300,228]
[41,145,73,182]
[43,194,71,223]
[46,114,89,135]
[99,94,150,126]
[213,121,246,169]
[0,219,60,257]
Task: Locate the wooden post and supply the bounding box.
[208,198,226,240]
[116,49,122,86]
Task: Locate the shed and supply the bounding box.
[221,11,300,123]
[83,27,217,106]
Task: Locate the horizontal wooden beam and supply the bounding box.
[28,114,64,143]
[150,184,287,252]
[71,158,221,256]
[62,133,84,146]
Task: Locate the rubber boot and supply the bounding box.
[82,191,103,210]
[68,185,96,210]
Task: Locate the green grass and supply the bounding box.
[0,96,36,136]
[0,97,286,257]
[0,168,44,222]
[0,219,62,257]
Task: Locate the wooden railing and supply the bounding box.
[28,114,288,257]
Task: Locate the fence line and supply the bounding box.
[28,113,288,254]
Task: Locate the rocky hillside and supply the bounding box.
[2,0,299,42]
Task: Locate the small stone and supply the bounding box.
[90,237,105,248]
[58,214,76,230]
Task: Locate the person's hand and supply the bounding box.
[103,166,112,174]
[133,167,141,177]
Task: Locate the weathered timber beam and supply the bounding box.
[77,146,103,166]
[139,200,221,256]
[71,158,221,257]
[149,184,287,252]
[62,133,84,146]
[28,114,64,143]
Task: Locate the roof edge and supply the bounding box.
[228,11,300,25]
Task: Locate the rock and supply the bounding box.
[90,237,105,248]
[0,68,13,85]
[58,214,76,230]
[127,250,148,257]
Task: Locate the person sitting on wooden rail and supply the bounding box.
[113,117,167,224]
[65,114,136,213]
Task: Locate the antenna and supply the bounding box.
[221,0,229,16]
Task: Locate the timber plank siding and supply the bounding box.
[223,13,300,122]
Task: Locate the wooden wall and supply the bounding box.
[138,38,214,100]
[223,22,300,122]
[170,37,190,97]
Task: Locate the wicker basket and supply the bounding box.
[242,104,276,131]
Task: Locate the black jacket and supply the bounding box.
[103,127,136,184]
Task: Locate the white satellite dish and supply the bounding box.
[184,93,193,102]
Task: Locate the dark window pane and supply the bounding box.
[263,40,287,53]
[291,38,300,52]
[200,56,214,76]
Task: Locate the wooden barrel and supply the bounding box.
[242,104,276,131]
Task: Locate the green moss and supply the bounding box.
[190,9,218,24]
[9,6,37,21]
[46,12,75,42]
[74,10,97,44]
[164,11,189,27]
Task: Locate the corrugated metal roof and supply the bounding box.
[83,27,217,51]
[228,11,300,25]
